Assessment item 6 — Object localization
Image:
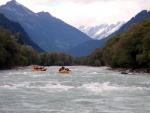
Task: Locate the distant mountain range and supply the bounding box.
[78,21,125,40]
[68,10,150,56]
[0,1,150,57]
[0,0,91,53]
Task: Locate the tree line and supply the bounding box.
[103,19,150,69]
[0,26,74,69]
[72,19,150,69]
[0,19,150,69]
[0,27,39,69]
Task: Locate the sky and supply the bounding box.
[0,0,150,28]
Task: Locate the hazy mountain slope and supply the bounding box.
[67,40,104,56]
[0,0,91,52]
[68,10,150,57]
[0,12,43,52]
[106,10,150,40]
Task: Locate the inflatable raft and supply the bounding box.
[32,67,47,71]
[59,70,70,73]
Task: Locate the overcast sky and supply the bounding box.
[0,0,150,27]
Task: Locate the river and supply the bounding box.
[0,66,150,113]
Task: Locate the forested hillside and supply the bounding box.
[103,19,150,69]
[1,18,150,71]
[0,13,43,52]
[0,27,40,69]
[0,26,74,69]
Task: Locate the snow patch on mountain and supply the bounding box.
[78,22,125,40]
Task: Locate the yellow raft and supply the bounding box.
[32,68,47,71]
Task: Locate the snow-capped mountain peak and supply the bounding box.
[78,21,125,40]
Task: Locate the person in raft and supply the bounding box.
[59,66,70,71]
[59,66,65,71]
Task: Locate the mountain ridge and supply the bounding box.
[0,0,92,52]
[0,12,44,52]
[107,10,150,39]
[67,10,150,57]
[78,21,125,40]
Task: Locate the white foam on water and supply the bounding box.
[22,72,28,75]
[88,72,98,75]
[40,82,74,91]
[128,86,150,91]
[2,84,17,90]
[31,74,44,77]
[80,81,150,93]
[7,71,27,75]
[0,81,73,91]
[1,82,30,90]
[74,98,97,103]
[81,82,119,93]
[1,80,150,93]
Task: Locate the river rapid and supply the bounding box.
[0,66,150,113]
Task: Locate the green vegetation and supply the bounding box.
[88,48,105,66]
[74,19,150,69]
[0,26,73,69]
[0,19,150,70]
[0,13,43,52]
[103,19,150,68]
[39,52,73,66]
[0,27,39,69]
[73,48,105,66]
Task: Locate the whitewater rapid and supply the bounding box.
[0,66,150,113]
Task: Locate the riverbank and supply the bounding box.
[1,65,150,74]
[108,67,150,73]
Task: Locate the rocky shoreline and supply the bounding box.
[108,67,150,73]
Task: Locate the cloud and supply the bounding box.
[27,0,150,27]
[65,0,134,4]
[136,0,150,10]
[1,0,150,27]
[66,0,100,4]
[23,0,62,4]
[21,0,103,5]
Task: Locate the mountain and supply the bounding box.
[67,40,104,57]
[0,12,43,52]
[78,22,125,40]
[106,10,150,39]
[0,0,91,52]
[68,10,150,57]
